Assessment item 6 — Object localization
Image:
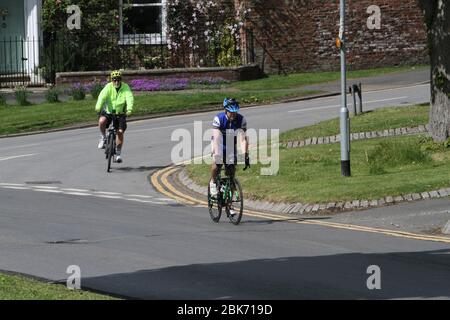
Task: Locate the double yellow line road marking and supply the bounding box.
[151,165,450,244]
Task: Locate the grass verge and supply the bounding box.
[280,103,429,142]
[187,134,450,204]
[186,104,450,204]
[0,90,318,136]
[232,65,425,91]
[0,65,426,136]
[0,272,118,300]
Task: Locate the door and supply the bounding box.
[0,0,25,74]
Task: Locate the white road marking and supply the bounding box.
[30,186,59,190]
[94,191,122,195]
[155,197,177,202]
[0,183,175,204]
[1,186,30,190]
[64,192,92,196]
[0,143,40,151]
[93,194,124,199]
[364,96,409,104]
[126,194,154,198]
[288,96,408,113]
[0,154,37,162]
[33,189,64,193]
[61,188,90,192]
[126,198,167,204]
[362,83,429,94]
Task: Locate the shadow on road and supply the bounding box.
[81,248,450,299]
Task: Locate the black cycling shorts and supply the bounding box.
[216,163,236,178]
[100,110,127,132]
[214,154,237,178]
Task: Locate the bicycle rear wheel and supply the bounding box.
[106,134,115,172]
[226,178,243,225]
[208,183,222,223]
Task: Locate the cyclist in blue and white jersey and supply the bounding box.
[210,98,250,197]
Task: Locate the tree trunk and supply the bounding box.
[418,0,450,142]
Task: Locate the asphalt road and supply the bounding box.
[2,83,450,299]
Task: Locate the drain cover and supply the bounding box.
[26,181,62,185]
[45,239,89,244]
[166,203,184,207]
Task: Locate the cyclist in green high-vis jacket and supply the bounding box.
[95,70,134,163]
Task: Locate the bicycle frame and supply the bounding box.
[208,164,243,225]
[215,166,234,204]
[104,112,122,172]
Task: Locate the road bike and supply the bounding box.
[208,164,244,225]
[104,112,124,173]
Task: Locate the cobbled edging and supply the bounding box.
[281,125,429,149]
[177,167,450,215]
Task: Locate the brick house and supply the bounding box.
[0,0,428,87]
[117,0,429,73]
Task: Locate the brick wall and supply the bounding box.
[55,64,264,86]
[241,0,428,74]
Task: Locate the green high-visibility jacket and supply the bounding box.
[95,82,134,116]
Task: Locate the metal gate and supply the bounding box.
[0,36,46,88]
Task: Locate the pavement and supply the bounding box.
[2,69,450,299]
[301,67,429,93]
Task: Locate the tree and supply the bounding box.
[42,0,125,72]
[417,0,450,142]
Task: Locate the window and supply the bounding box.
[119,0,167,44]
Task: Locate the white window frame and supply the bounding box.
[119,0,167,45]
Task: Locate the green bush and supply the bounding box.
[14,86,31,106]
[45,87,59,103]
[42,0,122,72]
[217,21,242,67]
[69,84,86,101]
[143,56,163,69]
[89,82,104,99]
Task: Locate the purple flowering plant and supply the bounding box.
[130,77,228,92]
[69,83,86,101]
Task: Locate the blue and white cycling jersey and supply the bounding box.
[212,112,247,161]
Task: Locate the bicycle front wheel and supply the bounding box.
[227,178,243,225]
[106,135,114,172]
[208,183,222,223]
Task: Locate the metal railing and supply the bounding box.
[0,36,43,88]
[0,30,254,88]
